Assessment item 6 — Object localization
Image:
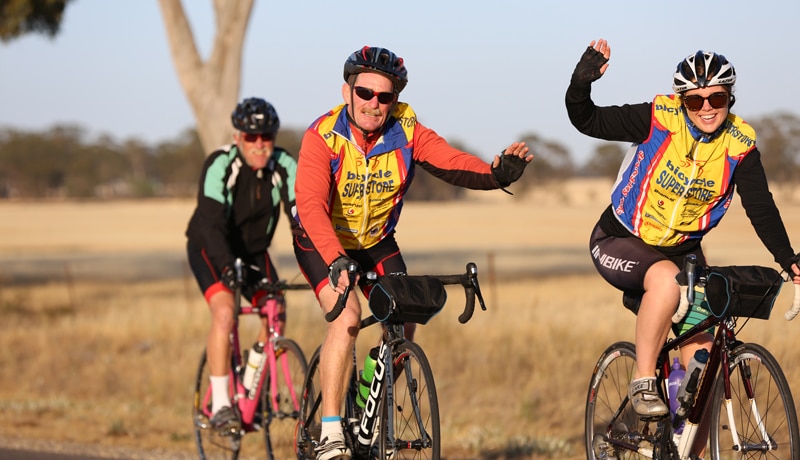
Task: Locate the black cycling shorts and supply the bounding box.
[293,232,406,296]
[589,222,705,313]
[186,241,279,302]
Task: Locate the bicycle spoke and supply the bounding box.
[710,343,800,460]
[379,341,440,459]
[193,349,243,460]
[262,338,307,460]
[295,347,324,460]
[585,342,647,460]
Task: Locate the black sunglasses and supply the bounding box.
[242,132,274,142]
[682,92,729,112]
[354,86,395,104]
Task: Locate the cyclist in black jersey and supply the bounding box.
[566,39,800,431]
[185,97,300,435]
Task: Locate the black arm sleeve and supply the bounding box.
[734,149,796,272]
[565,81,653,144]
[185,150,236,271]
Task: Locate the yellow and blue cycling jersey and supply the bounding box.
[314,102,415,252]
[295,102,498,266]
[566,79,794,271]
[611,94,756,246]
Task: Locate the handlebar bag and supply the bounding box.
[368,275,447,324]
[704,265,782,319]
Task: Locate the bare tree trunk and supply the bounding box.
[157,0,254,154]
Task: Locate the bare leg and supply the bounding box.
[207,290,236,379]
[634,260,680,379]
[317,286,361,420]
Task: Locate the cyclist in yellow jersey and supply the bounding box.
[566,39,800,432]
[295,46,532,460]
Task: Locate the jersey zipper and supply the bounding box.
[657,140,699,245]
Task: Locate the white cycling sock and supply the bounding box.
[210,375,231,415]
[320,416,343,442]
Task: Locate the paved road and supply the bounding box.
[0,448,113,460]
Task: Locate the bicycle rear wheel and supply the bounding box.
[585,341,645,460]
[708,342,800,460]
[262,337,308,460]
[295,346,323,460]
[377,340,440,460]
[193,349,242,460]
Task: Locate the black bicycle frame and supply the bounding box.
[659,313,736,433]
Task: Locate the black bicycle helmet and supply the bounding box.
[343,46,408,93]
[672,50,736,93]
[231,97,280,134]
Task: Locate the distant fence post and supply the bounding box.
[64,262,77,309]
[487,251,497,311]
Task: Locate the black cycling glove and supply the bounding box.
[328,255,359,289]
[220,265,238,290]
[492,153,528,188]
[570,46,609,86]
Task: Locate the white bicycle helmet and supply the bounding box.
[672,50,736,93]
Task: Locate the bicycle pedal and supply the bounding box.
[639,413,669,422]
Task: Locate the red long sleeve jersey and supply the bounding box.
[295,102,498,265]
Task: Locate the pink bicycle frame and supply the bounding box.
[220,294,301,431]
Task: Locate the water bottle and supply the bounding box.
[675,348,709,420]
[357,347,379,408]
[242,342,265,391]
[667,357,686,433]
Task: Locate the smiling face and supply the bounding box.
[342,72,396,133]
[234,131,274,169]
[682,86,731,134]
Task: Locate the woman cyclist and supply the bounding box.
[566,38,800,434]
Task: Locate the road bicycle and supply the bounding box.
[193,258,311,460]
[586,255,800,460]
[294,262,487,460]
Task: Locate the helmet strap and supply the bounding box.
[345,84,393,139]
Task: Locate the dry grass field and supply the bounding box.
[2,179,800,459]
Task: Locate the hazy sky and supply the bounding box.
[1,0,797,165]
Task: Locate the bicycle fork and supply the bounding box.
[720,356,777,454]
[266,336,300,417]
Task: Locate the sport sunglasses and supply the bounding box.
[242,132,274,142]
[354,86,396,104]
[682,92,729,112]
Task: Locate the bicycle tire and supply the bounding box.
[262,337,308,460]
[708,342,800,460]
[295,346,323,460]
[376,340,440,460]
[585,341,647,460]
[193,349,242,460]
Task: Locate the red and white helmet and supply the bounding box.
[343,46,408,93]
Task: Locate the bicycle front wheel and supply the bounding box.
[709,342,800,460]
[262,337,308,460]
[585,341,644,460]
[193,349,242,460]
[295,346,323,460]
[377,340,440,460]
